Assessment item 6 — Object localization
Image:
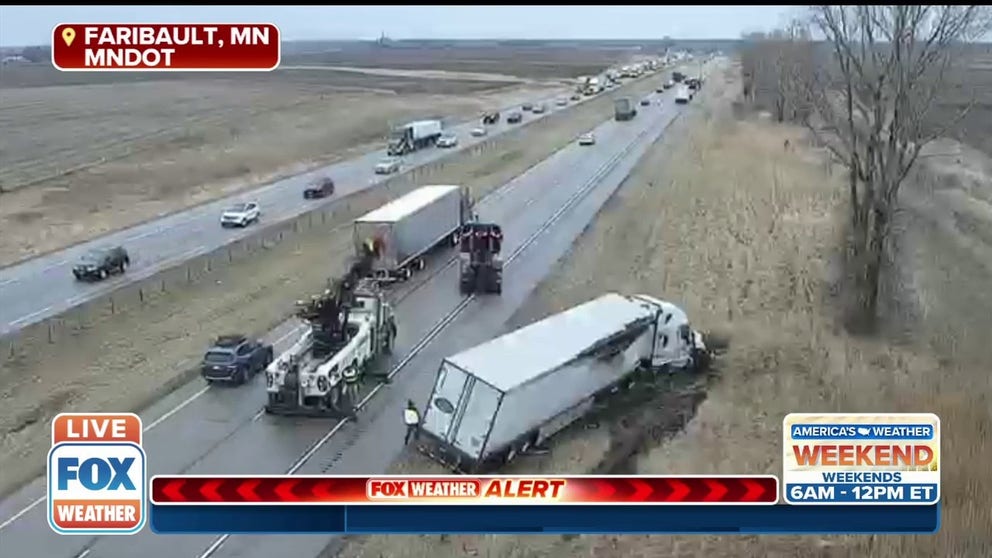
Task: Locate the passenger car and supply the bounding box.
[556,97,568,106]
[437,134,459,148]
[570,93,582,101]
[531,103,547,114]
[201,334,274,385]
[578,133,596,146]
[506,112,523,124]
[220,202,261,227]
[374,158,402,174]
[521,102,534,111]
[640,98,651,106]
[73,246,130,281]
[303,176,335,199]
[470,127,488,137]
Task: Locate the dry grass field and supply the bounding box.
[285,43,630,79]
[339,63,991,558]
[0,72,666,499]
[0,45,630,266]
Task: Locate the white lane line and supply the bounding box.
[8,306,53,328]
[0,323,305,531]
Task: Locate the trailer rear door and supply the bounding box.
[452,380,501,457]
[424,361,471,443]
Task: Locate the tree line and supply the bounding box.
[741,5,991,332]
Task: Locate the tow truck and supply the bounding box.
[264,250,397,417]
[458,222,503,295]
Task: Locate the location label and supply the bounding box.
[51,23,281,71]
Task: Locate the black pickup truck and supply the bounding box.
[201,334,274,385]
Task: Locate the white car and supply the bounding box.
[578,133,596,146]
[375,158,401,174]
[470,127,488,137]
[437,134,459,148]
[556,97,568,106]
[532,103,547,114]
[221,202,260,228]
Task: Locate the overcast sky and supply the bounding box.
[0,5,798,46]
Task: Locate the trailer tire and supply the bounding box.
[416,258,426,271]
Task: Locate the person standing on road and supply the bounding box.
[342,366,361,420]
[404,400,421,445]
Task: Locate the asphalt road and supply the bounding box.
[0,63,705,557]
[0,79,630,336]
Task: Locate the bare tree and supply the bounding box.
[740,24,815,122]
[802,5,991,331]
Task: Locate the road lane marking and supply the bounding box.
[0,323,305,531]
[7,306,53,328]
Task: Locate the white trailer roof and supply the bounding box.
[356,185,460,223]
[447,293,654,393]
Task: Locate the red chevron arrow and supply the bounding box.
[200,479,224,502]
[594,479,616,501]
[312,480,336,501]
[740,478,766,502]
[275,479,299,502]
[162,479,186,502]
[236,479,262,502]
[665,479,691,502]
[703,479,728,502]
[628,479,654,502]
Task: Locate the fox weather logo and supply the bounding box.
[47,413,146,535]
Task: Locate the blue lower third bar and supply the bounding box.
[150,504,940,534]
[786,484,939,503]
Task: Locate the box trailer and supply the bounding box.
[353,185,474,282]
[418,293,709,472]
[614,97,637,121]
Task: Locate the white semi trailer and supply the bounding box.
[418,292,710,472]
[353,185,475,283]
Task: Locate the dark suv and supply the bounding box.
[73,246,130,281]
[304,176,335,199]
[201,334,274,385]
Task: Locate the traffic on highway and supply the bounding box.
[0,64,701,558]
[0,84,605,336]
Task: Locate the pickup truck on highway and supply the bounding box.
[201,334,274,385]
[72,246,130,281]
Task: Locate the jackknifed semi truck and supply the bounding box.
[353,185,475,283]
[387,119,444,156]
[417,292,711,472]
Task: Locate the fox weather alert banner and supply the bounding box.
[783,413,940,505]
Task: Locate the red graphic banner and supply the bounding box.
[52,24,280,71]
[151,475,778,506]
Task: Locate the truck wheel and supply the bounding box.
[98,269,108,280]
[235,367,247,385]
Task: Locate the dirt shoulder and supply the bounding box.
[337,63,990,557]
[0,73,559,267]
[0,73,664,499]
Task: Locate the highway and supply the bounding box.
[0,63,701,557]
[0,58,712,558]
[0,81,613,337]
